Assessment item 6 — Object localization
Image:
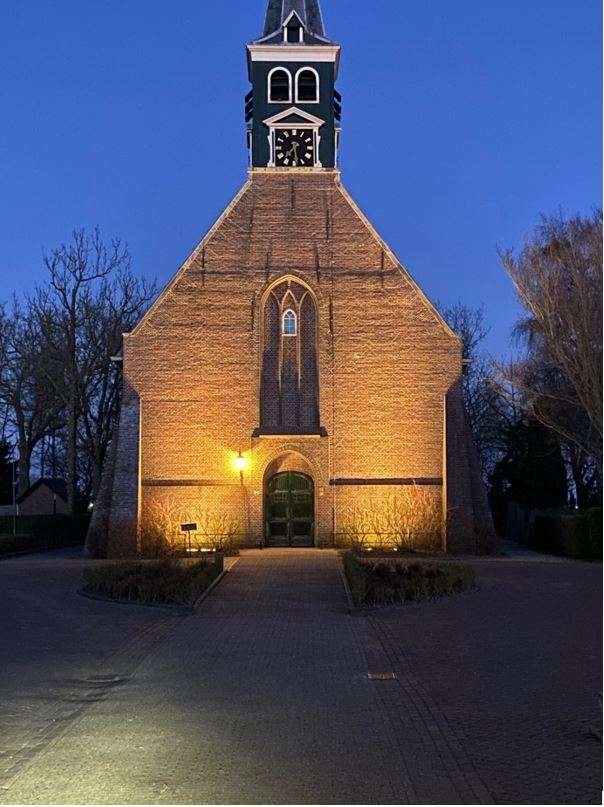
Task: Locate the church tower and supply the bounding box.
[246,0,341,169]
[87,0,497,558]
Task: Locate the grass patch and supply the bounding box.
[343,551,476,607]
[82,556,223,608]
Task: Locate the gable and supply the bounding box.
[263,106,325,128]
[130,172,457,343]
[16,477,68,505]
[334,182,457,339]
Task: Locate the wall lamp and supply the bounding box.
[235,451,249,484]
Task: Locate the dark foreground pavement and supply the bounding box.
[0,548,601,804]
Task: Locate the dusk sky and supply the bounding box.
[1,0,600,357]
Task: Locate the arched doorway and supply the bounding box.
[265,471,315,547]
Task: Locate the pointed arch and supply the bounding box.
[282,308,297,336]
[259,276,320,434]
[281,288,297,308]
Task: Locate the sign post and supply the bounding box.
[180,523,198,555]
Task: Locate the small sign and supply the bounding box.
[181,523,197,532]
[367,672,397,681]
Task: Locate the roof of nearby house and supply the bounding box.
[16,477,67,505]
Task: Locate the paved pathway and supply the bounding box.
[0,548,601,804]
[0,549,181,795]
[370,554,603,804]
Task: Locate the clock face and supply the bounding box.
[275,129,314,167]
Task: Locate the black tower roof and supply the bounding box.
[257,0,332,44]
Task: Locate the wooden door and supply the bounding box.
[265,471,314,547]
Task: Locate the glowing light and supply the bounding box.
[234,453,248,473]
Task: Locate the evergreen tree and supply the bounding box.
[0,441,14,505]
[490,418,568,514]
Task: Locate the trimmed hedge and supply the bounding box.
[82,556,223,607]
[533,508,602,560]
[343,551,476,607]
[0,514,90,557]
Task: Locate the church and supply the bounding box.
[88,0,496,557]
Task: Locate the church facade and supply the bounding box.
[88,0,496,557]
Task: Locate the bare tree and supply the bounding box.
[438,302,490,427]
[30,228,134,513]
[438,301,508,479]
[0,229,155,511]
[498,211,602,464]
[78,269,155,499]
[0,301,63,494]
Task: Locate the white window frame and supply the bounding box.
[295,67,320,104]
[267,67,292,104]
[282,308,298,336]
[284,24,304,43]
[283,11,304,43]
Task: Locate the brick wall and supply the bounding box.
[93,169,495,556]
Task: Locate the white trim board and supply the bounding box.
[248,44,340,74]
[263,106,325,128]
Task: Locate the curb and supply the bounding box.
[336,555,356,613]
[77,587,194,615]
[191,558,239,610]
[77,560,238,615]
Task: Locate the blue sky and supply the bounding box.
[0,0,600,356]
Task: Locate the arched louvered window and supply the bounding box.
[296,68,319,103]
[282,309,297,336]
[268,68,292,103]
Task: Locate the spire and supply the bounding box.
[263,0,326,39]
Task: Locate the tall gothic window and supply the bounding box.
[260,279,320,434]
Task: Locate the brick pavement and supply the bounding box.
[0,549,181,792]
[1,548,601,804]
[369,556,602,804]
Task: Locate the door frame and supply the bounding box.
[264,470,316,548]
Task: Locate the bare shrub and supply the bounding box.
[140,496,241,557]
[140,497,184,557]
[187,506,241,554]
[83,559,221,607]
[337,487,442,552]
[336,506,375,552]
[343,552,476,607]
